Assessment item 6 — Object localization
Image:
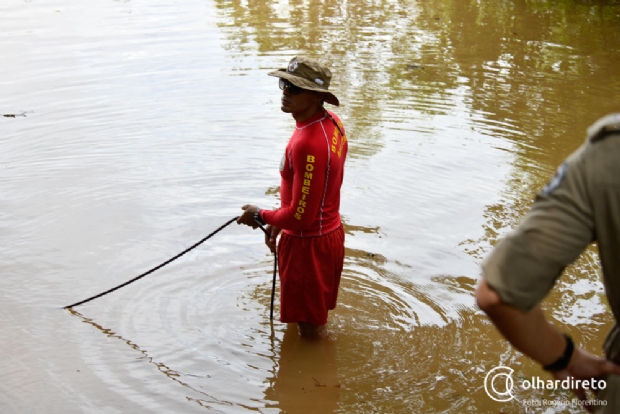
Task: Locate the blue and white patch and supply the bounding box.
[542,162,568,196]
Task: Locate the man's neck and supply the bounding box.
[292,105,324,123]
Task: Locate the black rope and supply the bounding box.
[64,216,278,317]
[255,223,278,321]
[270,252,277,320]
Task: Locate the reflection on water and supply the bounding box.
[265,326,340,414]
[2,0,620,413]
[68,308,222,406]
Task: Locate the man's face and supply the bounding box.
[279,79,324,118]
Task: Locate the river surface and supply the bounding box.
[2,1,620,413]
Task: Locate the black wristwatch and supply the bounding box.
[253,211,266,226]
[543,333,574,371]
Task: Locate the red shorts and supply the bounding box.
[277,225,345,325]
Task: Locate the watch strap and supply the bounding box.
[253,211,266,226]
[543,333,574,372]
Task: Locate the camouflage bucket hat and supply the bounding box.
[268,56,340,106]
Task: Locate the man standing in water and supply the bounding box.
[238,56,347,339]
[476,113,620,411]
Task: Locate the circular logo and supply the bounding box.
[288,58,299,73]
[484,366,515,402]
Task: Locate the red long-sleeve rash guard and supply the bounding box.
[261,110,347,237]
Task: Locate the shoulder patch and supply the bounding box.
[587,113,620,142]
[542,162,568,196]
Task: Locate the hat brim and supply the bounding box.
[268,69,340,106]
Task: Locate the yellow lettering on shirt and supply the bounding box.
[330,121,347,158]
[331,128,339,154]
[296,154,315,220]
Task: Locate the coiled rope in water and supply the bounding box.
[64,216,278,320]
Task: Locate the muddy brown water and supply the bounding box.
[2,1,620,413]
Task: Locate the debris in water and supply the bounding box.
[2,112,27,118]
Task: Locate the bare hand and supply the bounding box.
[237,204,260,228]
[551,347,620,411]
[264,224,281,253]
